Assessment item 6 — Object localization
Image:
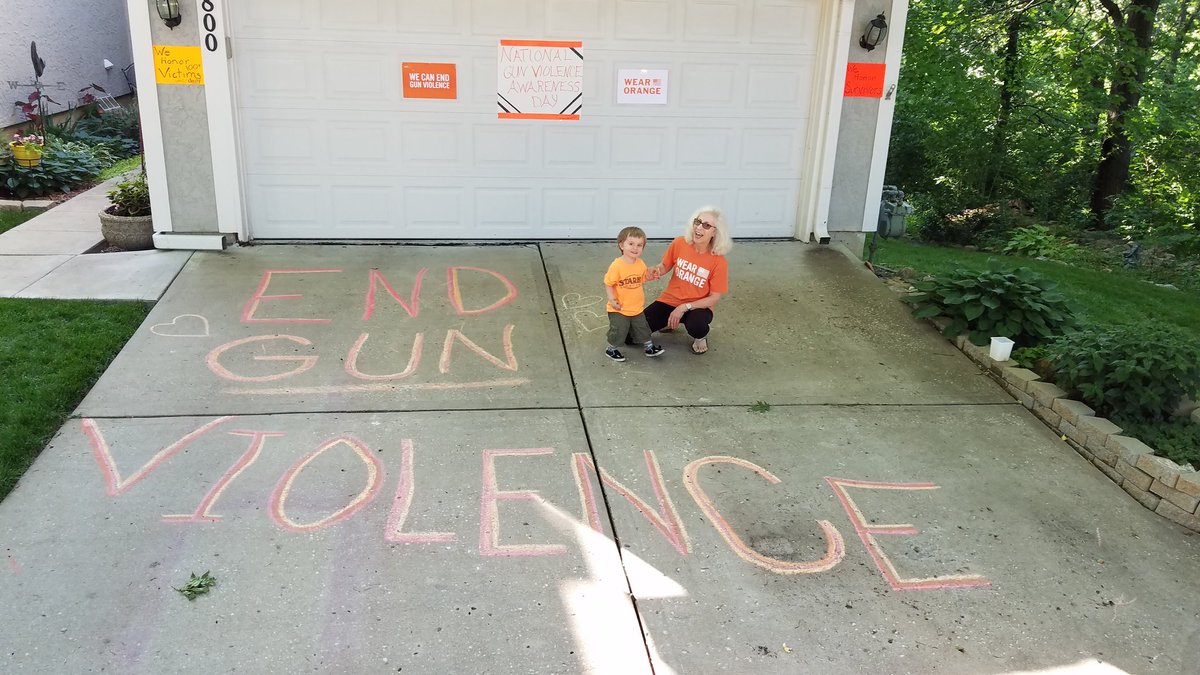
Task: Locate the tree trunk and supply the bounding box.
[984,14,1023,198]
[1089,0,1162,229]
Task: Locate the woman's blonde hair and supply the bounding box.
[683,206,733,255]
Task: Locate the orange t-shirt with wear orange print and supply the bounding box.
[604,257,647,317]
[657,236,729,306]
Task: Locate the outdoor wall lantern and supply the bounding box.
[156,0,182,29]
[859,13,888,51]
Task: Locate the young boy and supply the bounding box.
[604,226,665,362]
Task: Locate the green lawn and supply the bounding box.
[866,237,1200,333]
[0,299,150,501]
[0,209,40,235]
[98,156,143,181]
[867,237,1200,466]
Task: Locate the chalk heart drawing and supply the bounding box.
[151,314,211,338]
[573,309,607,333]
[561,293,604,310]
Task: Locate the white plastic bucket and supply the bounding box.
[989,336,1015,361]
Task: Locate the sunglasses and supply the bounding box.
[692,218,716,230]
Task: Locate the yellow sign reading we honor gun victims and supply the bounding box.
[153,45,204,85]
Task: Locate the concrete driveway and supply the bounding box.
[1,241,1197,673]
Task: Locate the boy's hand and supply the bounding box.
[644,266,660,282]
[609,299,621,311]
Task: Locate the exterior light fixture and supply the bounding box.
[859,13,888,51]
[156,0,182,29]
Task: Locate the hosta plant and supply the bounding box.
[904,261,1077,346]
[1046,323,1200,422]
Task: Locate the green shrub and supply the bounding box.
[1111,416,1200,468]
[1047,323,1200,422]
[52,139,121,169]
[74,106,140,142]
[916,203,1016,246]
[1002,224,1081,260]
[905,261,1078,346]
[106,172,150,217]
[1011,345,1049,369]
[1,144,101,199]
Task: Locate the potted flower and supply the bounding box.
[99,172,155,250]
[8,133,45,167]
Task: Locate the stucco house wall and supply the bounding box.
[1,0,135,129]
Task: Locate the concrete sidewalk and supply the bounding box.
[0,177,190,300]
[1,241,1197,673]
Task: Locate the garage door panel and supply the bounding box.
[741,127,802,170]
[232,0,820,239]
[610,126,671,168]
[678,63,739,105]
[473,125,536,166]
[471,0,540,35]
[401,123,464,165]
[317,0,395,30]
[545,189,600,228]
[752,0,819,46]
[544,126,602,166]
[405,187,466,234]
[251,181,328,236]
[683,0,742,41]
[331,185,395,231]
[477,189,538,236]
[398,0,463,33]
[736,187,795,235]
[323,53,394,100]
[547,0,607,36]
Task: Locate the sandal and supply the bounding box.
[691,338,708,355]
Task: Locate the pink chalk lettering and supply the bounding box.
[479,448,568,557]
[362,268,427,320]
[446,266,518,316]
[270,436,383,533]
[439,325,518,374]
[161,429,283,522]
[241,269,341,324]
[684,457,844,574]
[206,335,319,383]
[825,477,991,591]
[573,451,690,556]
[385,439,456,544]
[83,416,236,497]
[345,332,424,381]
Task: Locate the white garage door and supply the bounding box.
[230,0,820,240]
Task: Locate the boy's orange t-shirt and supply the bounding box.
[604,257,647,316]
[657,237,729,306]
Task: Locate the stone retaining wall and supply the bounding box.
[934,319,1200,534]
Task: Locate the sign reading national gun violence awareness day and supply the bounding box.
[497,39,583,120]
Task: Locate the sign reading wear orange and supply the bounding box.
[844,62,885,98]
[497,39,583,120]
[153,45,204,85]
[402,62,457,99]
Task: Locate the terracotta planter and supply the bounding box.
[9,142,42,168]
[98,209,155,250]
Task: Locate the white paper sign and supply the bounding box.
[616,69,668,104]
[497,39,583,119]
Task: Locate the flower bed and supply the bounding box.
[932,316,1200,533]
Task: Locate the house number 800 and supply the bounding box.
[202,0,218,52]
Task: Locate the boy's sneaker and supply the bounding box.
[605,347,626,362]
[644,344,665,357]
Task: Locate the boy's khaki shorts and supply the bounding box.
[607,312,651,346]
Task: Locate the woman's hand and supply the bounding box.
[667,304,686,329]
[644,265,662,282]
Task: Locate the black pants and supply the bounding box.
[643,301,714,339]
